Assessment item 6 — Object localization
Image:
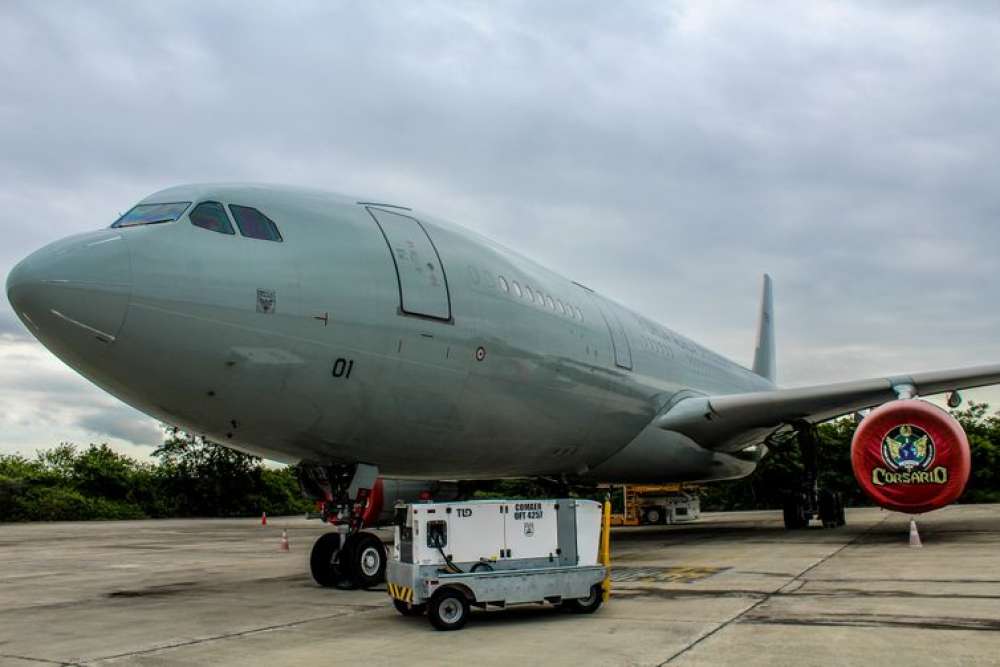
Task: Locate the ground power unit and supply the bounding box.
[387,498,609,630]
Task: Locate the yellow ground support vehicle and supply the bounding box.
[606,484,701,526]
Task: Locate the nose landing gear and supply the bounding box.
[350,531,388,588]
[300,462,388,589]
[309,532,353,588]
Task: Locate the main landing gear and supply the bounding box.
[299,463,388,589]
[782,423,846,530]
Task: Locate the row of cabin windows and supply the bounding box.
[496,274,584,322]
[190,201,283,242]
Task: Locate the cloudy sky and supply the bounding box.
[2,1,999,460]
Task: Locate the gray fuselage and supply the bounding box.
[7,184,773,482]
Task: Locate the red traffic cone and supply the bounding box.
[909,519,922,548]
[279,529,289,551]
[261,512,267,526]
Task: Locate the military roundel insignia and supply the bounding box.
[881,424,936,473]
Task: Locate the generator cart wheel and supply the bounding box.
[393,599,427,616]
[643,507,663,525]
[349,531,387,589]
[428,588,470,631]
[564,584,603,614]
[310,533,352,588]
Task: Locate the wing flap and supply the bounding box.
[657,363,1000,452]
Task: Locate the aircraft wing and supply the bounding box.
[656,364,1000,452]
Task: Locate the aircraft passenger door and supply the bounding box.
[367,208,452,321]
[591,295,633,370]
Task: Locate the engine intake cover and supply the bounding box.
[851,399,970,514]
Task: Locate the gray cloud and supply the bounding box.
[76,408,164,449]
[2,1,1000,456]
[0,338,163,456]
[0,310,27,339]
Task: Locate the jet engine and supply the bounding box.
[851,399,971,514]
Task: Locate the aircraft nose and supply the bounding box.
[7,231,132,344]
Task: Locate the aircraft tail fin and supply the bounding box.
[752,273,776,383]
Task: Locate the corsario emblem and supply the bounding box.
[873,424,947,486]
[851,400,971,513]
[882,424,935,471]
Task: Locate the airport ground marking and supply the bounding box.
[612,565,728,584]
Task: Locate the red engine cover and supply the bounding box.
[360,477,384,528]
[851,399,971,514]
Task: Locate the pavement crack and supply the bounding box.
[615,587,769,601]
[0,653,72,666]
[78,608,384,664]
[658,515,889,666]
[743,614,1000,632]
[776,579,805,594]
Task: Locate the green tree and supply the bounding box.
[4,402,1000,522]
[951,402,1000,503]
[72,444,133,500]
[149,434,311,517]
[1,435,311,522]
[152,435,265,517]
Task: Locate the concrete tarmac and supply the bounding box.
[1,505,999,666]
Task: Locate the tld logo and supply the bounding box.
[456,508,472,518]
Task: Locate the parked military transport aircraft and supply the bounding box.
[7,183,999,587]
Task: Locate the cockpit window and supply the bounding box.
[189,201,235,235]
[229,204,283,242]
[112,202,191,228]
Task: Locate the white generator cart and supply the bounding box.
[387,498,608,631]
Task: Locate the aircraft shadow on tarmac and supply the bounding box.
[607,514,1000,548]
[389,601,594,627]
[611,522,815,543]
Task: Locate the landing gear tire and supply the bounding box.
[393,599,427,616]
[310,533,352,588]
[818,489,837,528]
[428,588,471,631]
[349,531,387,589]
[818,490,846,528]
[642,507,663,525]
[782,495,809,530]
[564,584,604,614]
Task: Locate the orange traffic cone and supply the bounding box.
[261,512,267,526]
[909,519,922,547]
[280,529,290,552]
